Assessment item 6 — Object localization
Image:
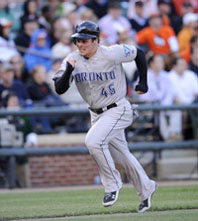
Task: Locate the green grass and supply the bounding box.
[47,210,198,221]
[0,185,198,220]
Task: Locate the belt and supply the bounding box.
[89,103,117,114]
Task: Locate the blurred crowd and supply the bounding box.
[0,0,197,141]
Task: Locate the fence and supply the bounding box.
[0,103,198,188]
[0,103,198,116]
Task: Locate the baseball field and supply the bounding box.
[0,182,198,221]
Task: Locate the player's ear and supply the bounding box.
[92,38,99,44]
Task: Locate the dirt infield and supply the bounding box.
[0,180,198,194]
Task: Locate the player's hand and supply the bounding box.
[135,83,148,94]
[67,60,76,68]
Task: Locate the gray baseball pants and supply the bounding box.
[85,97,155,201]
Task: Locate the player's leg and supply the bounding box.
[85,114,123,192]
[85,100,133,206]
[109,131,156,212]
[85,118,122,207]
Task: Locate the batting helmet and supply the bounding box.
[71,21,100,40]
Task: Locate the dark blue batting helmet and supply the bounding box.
[71,21,100,40]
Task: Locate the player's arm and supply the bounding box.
[134,48,148,94]
[53,61,75,95]
[108,44,148,94]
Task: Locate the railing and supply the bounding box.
[0,104,198,188]
[0,103,198,117]
[0,140,198,188]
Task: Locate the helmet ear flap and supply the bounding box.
[73,38,77,45]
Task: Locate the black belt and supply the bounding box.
[89,103,117,114]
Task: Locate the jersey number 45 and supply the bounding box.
[101,83,115,97]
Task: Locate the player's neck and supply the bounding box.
[83,45,98,59]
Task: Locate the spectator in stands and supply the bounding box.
[1,91,35,187]
[26,65,52,103]
[82,0,109,19]
[169,57,198,105]
[52,29,72,60]
[1,91,33,138]
[38,4,54,32]
[181,1,195,14]
[49,17,71,47]
[127,0,158,19]
[136,13,179,56]
[14,18,39,56]
[117,30,136,45]
[0,18,19,63]
[181,35,198,64]
[157,0,186,34]
[24,28,52,72]
[48,58,86,107]
[173,0,198,16]
[0,63,29,106]
[169,57,198,139]
[0,0,12,20]
[62,1,77,20]
[129,1,148,33]
[139,54,174,106]
[0,0,15,33]
[26,65,65,107]
[171,1,194,35]
[63,5,81,34]
[98,1,132,45]
[178,12,198,53]
[20,0,38,30]
[47,0,64,17]
[157,0,172,26]
[79,7,98,23]
[137,54,181,141]
[46,58,62,91]
[0,0,23,36]
[1,91,19,109]
[189,45,198,75]
[27,65,67,133]
[10,54,29,83]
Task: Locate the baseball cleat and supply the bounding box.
[138,182,157,213]
[102,191,119,207]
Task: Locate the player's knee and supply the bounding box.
[85,134,101,153]
[85,135,95,149]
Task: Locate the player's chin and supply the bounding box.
[79,50,86,56]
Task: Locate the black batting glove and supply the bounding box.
[135,83,148,94]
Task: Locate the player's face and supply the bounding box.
[75,38,98,58]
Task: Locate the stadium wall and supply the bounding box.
[29,154,98,187]
[28,134,98,187]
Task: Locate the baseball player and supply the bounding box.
[53,21,157,213]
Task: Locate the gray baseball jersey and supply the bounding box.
[55,44,137,108]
